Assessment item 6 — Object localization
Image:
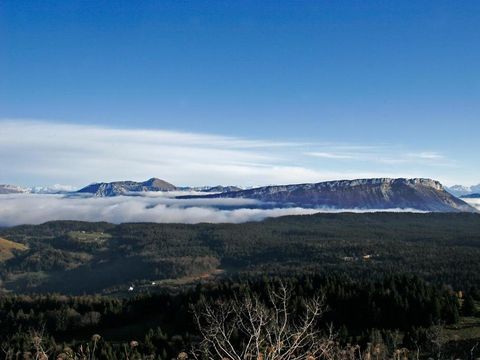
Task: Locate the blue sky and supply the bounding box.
[0,1,479,187]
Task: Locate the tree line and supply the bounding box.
[1,274,477,359]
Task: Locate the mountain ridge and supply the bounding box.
[446,184,480,197]
[76,178,243,196]
[0,184,76,195]
[2,177,477,212]
[178,178,476,213]
[76,177,177,196]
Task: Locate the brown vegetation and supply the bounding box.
[0,237,27,262]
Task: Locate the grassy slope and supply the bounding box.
[0,236,27,261]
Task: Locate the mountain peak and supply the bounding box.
[77,178,177,196]
[142,177,175,188]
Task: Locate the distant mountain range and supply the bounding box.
[446,184,480,197]
[0,184,75,195]
[1,179,242,197]
[2,177,478,212]
[0,185,29,194]
[179,178,477,213]
[181,185,243,193]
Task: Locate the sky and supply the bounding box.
[1,1,479,188]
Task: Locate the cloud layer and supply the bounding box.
[464,198,480,211]
[0,119,456,188]
[0,193,427,227]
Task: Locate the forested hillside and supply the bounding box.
[1,213,480,294]
[1,213,480,358]
[2,275,478,359]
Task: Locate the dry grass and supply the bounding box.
[445,316,480,341]
[0,237,27,261]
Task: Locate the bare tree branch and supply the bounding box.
[193,283,337,360]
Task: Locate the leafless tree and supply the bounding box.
[192,283,343,360]
[427,325,447,360]
[30,328,51,360]
[1,346,15,360]
[470,342,479,360]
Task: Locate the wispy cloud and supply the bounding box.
[0,119,453,188]
[463,198,480,211]
[305,152,356,160]
[305,147,448,166]
[407,152,444,160]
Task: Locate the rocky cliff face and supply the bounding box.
[77,178,177,196]
[178,178,477,212]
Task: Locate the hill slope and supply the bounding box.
[0,237,28,261]
[77,177,177,196]
[1,213,480,294]
[179,178,476,212]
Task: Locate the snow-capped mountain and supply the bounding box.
[179,178,477,213]
[185,185,243,193]
[0,179,243,197]
[31,184,77,194]
[76,178,177,197]
[446,184,480,197]
[0,184,76,195]
[76,178,242,197]
[2,177,477,212]
[0,184,30,194]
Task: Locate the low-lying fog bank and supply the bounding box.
[0,192,432,226]
[464,198,480,211]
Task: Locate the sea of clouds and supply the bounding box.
[464,198,480,211]
[0,193,430,227]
